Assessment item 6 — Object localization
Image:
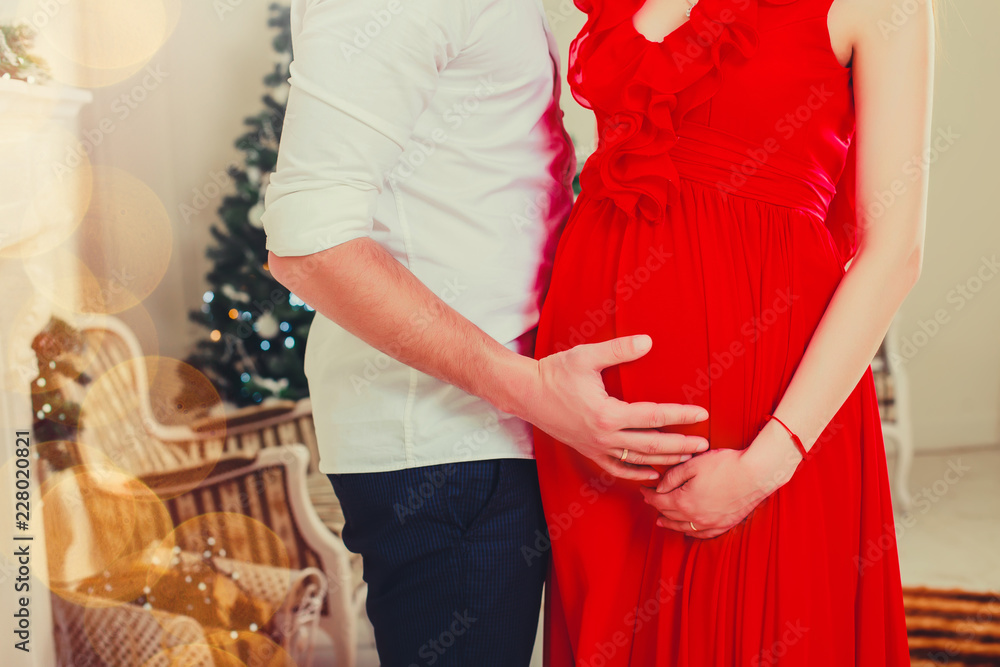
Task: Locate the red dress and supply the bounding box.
[532,0,911,664]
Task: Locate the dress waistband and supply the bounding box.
[669,122,838,222]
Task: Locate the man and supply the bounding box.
[261,0,709,664]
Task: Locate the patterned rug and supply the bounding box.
[906,586,1000,666]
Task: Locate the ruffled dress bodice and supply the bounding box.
[570,0,858,263]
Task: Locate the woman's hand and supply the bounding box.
[639,420,805,539]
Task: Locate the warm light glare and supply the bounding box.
[18,0,183,88]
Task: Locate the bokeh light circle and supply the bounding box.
[39,459,175,604]
[75,165,174,315]
[0,125,93,260]
[79,355,224,497]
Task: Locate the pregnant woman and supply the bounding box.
[532,0,932,664]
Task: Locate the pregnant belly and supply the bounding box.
[536,183,846,451]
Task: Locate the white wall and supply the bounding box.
[895,1,1000,450]
[5,0,996,451]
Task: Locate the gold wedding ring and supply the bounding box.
[620,448,629,462]
[689,521,698,532]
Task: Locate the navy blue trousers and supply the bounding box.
[328,458,548,667]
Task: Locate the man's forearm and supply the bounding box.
[269,237,712,480]
[267,238,536,417]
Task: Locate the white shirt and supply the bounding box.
[262,0,576,473]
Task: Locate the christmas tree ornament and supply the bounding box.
[254,312,279,339]
[221,284,250,303]
[250,375,289,395]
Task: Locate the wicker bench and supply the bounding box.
[33,314,365,666]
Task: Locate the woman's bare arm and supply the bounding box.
[642,0,934,536]
[744,0,933,471]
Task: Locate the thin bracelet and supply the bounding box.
[765,414,809,460]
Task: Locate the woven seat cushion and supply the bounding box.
[51,591,210,667]
[74,548,277,634]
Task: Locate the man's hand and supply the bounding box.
[269,244,706,484]
[520,334,710,482]
[639,421,804,537]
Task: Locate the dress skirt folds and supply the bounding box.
[531,0,911,664]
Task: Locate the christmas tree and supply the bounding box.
[184,3,314,408]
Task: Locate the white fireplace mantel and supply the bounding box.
[0,77,93,118]
[0,78,92,667]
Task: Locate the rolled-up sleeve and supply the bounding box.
[262,0,470,256]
